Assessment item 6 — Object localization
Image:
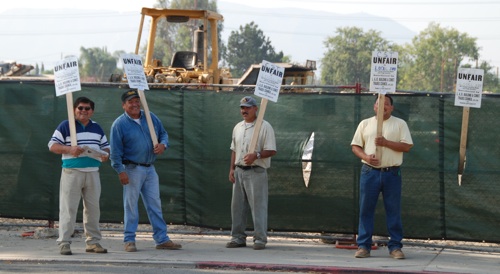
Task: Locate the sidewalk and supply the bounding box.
[0,227,499,273]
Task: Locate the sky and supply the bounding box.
[1,0,499,74]
[222,0,500,71]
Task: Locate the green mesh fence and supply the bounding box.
[0,81,499,243]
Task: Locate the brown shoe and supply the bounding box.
[156,240,182,250]
[354,248,370,258]
[125,242,137,252]
[390,249,405,259]
[86,243,107,253]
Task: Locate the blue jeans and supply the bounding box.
[123,164,170,245]
[357,164,403,252]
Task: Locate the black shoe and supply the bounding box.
[253,243,266,250]
[225,241,246,248]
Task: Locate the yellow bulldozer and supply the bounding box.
[113,7,231,86]
[111,7,316,90]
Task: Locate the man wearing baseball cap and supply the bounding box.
[121,89,140,102]
[110,89,181,252]
[226,96,277,250]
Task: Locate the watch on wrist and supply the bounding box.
[256,152,261,159]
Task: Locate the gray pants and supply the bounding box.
[57,168,102,246]
[230,166,268,245]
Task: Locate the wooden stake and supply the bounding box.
[65,92,77,146]
[137,89,158,146]
[375,94,385,162]
[458,106,470,186]
[248,98,268,154]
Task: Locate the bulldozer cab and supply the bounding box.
[170,51,198,70]
[134,7,226,85]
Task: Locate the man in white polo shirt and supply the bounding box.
[227,96,277,250]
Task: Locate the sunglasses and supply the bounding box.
[77,106,92,111]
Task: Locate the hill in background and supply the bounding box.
[0,3,414,73]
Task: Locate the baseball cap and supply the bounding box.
[121,90,140,102]
[240,96,257,107]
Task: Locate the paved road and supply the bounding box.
[1,227,499,273]
[0,262,281,274]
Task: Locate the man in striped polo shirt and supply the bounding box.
[48,96,110,255]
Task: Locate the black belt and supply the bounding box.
[236,165,262,170]
[364,164,399,172]
[123,160,151,167]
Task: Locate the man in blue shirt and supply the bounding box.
[110,89,181,252]
[48,96,110,255]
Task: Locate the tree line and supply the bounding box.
[37,0,499,93]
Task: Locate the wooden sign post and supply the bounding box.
[458,107,470,177]
[121,54,157,146]
[65,92,77,146]
[375,94,385,160]
[54,56,81,147]
[454,68,484,185]
[137,89,158,146]
[248,98,268,153]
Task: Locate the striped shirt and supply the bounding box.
[48,119,110,171]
